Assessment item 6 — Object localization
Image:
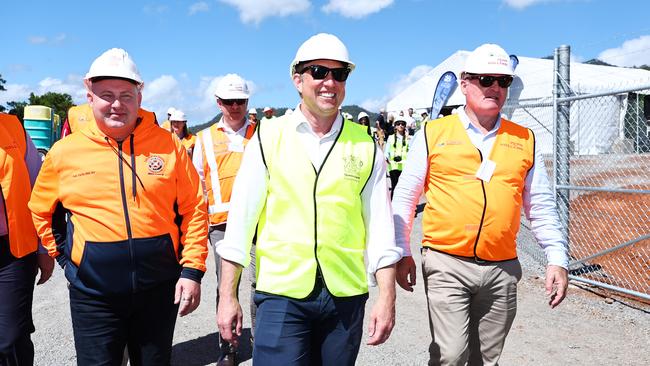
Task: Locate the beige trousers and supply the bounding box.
[422,248,522,366]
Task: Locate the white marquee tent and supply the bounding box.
[386,51,650,154]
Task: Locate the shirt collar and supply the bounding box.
[217,118,250,134]
[291,103,343,138]
[458,107,501,135]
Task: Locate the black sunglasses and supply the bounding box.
[465,74,513,88]
[220,98,247,106]
[395,121,406,126]
[300,65,351,82]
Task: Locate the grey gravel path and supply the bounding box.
[32,209,649,365]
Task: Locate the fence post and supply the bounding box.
[555,45,571,244]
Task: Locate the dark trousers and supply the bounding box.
[69,279,179,366]
[0,237,37,366]
[389,169,402,198]
[252,280,368,366]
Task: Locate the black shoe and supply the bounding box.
[217,351,238,366]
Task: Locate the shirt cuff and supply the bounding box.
[367,247,403,287]
[181,267,205,283]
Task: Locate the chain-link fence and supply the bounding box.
[505,81,650,301]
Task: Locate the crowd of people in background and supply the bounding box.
[0,34,569,366]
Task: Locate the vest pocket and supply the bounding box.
[76,239,132,296]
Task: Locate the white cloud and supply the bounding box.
[502,0,548,9]
[141,75,183,118]
[28,36,47,44]
[189,1,210,15]
[27,33,67,45]
[219,0,310,25]
[143,4,169,14]
[360,65,433,112]
[597,35,650,67]
[322,0,393,18]
[36,75,87,103]
[0,84,31,106]
[53,33,67,43]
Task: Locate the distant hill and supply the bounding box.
[189,104,377,134]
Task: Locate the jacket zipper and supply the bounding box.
[117,140,137,292]
[473,149,488,263]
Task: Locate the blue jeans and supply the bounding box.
[252,280,368,366]
[69,279,179,366]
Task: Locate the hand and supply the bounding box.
[545,265,568,308]
[393,156,402,162]
[217,295,243,347]
[367,296,395,346]
[395,256,416,292]
[36,253,54,285]
[174,278,201,316]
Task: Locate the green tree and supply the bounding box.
[6,101,28,121]
[28,92,74,122]
[0,73,6,112]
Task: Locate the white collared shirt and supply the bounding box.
[216,105,403,286]
[392,107,569,268]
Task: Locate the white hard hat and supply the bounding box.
[167,107,176,115]
[169,110,187,122]
[462,44,514,76]
[284,109,293,116]
[85,48,143,84]
[214,74,250,99]
[289,33,355,77]
[248,108,257,115]
[357,112,369,121]
[263,107,272,112]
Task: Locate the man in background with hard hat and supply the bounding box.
[29,48,208,365]
[216,33,403,366]
[259,107,275,123]
[247,108,258,125]
[0,113,53,366]
[160,107,176,131]
[192,73,256,366]
[392,43,569,365]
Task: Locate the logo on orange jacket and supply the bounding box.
[147,155,165,175]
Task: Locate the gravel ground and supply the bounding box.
[32,209,650,365]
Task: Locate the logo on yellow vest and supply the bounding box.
[146,155,165,175]
[343,155,364,182]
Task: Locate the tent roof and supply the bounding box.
[386,50,650,113]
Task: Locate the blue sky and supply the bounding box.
[2,0,650,125]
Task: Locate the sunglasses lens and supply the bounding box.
[303,65,350,82]
[331,68,350,82]
[474,75,512,88]
[221,99,246,106]
[310,66,329,79]
[497,76,513,88]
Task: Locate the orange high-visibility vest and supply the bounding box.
[197,122,255,225]
[0,114,39,258]
[422,114,535,261]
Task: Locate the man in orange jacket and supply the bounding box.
[28,48,208,366]
[0,113,54,366]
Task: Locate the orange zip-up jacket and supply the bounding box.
[29,111,208,296]
[0,114,39,258]
[422,115,534,261]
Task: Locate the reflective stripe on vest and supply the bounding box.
[421,115,534,261]
[256,117,375,298]
[0,114,38,258]
[201,123,255,224]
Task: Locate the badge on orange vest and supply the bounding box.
[228,142,244,153]
[476,159,496,182]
